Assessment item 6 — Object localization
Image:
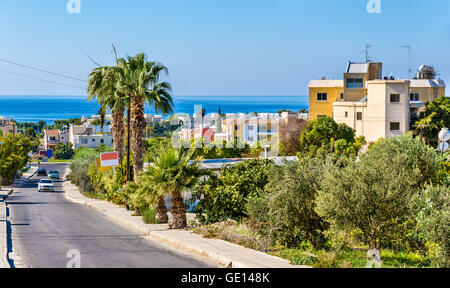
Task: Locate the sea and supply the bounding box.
[0,95,308,124]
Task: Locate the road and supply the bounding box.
[5,163,214,268]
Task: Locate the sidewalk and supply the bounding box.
[0,166,38,269]
[63,174,303,268]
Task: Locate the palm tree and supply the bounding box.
[125,53,173,181]
[141,147,208,229]
[87,66,127,165]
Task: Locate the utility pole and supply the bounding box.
[126,100,132,182]
[400,45,412,79]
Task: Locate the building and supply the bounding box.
[309,61,446,142]
[0,116,17,136]
[309,62,445,120]
[69,124,114,149]
[309,61,382,120]
[44,129,62,150]
[334,80,410,142]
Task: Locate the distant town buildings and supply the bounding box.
[309,61,446,142]
[177,112,309,146]
[0,116,17,136]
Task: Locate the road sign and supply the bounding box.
[100,152,119,167]
[96,157,113,172]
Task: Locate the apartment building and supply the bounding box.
[309,61,446,142]
[309,62,445,120]
[334,80,410,142]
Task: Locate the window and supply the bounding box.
[410,93,420,101]
[235,126,239,131]
[81,139,88,144]
[92,139,96,142]
[390,122,400,131]
[248,126,254,131]
[248,137,254,142]
[346,78,364,88]
[345,111,348,118]
[357,112,363,121]
[390,94,400,103]
[317,93,328,101]
[340,93,344,100]
[100,139,105,144]
[318,115,327,118]
[50,137,56,141]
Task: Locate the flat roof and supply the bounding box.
[308,80,344,88]
[410,79,446,88]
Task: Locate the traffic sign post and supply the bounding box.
[100,152,119,167]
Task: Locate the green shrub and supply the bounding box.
[298,117,359,157]
[69,155,96,194]
[142,207,160,224]
[192,159,273,224]
[317,133,441,250]
[53,143,75,160]
[412,185,449,267]
[248,157,328,249]
[314,251,339,268]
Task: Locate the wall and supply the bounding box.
[309,86,344,119]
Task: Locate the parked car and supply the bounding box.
[48,170,60,179]
[38,179,54,192]
[37,168,48,176]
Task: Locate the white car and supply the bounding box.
[38,179,55,192]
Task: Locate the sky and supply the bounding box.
[0,0,449,96]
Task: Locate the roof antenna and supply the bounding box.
[400,45,412,79]
[365,43,373,63]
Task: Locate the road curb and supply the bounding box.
[0,191,12,269]
[62,175,301,268]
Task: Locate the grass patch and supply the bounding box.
[191,220,433,268]
[83,191,107,201]
[74,146,114,160]
[142,207,161,224]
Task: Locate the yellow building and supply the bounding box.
[308,80,343,119]
[309,62,446,120]
[309,61,382,119]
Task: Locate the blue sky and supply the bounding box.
[0,0,449,96]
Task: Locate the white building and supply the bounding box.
[69,124,114,149]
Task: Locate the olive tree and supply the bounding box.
[248,156,328,249]
[317,134,440,250]
[412,185,449,267]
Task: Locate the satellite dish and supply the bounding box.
[438,142,449,152]
[438,128,450,142]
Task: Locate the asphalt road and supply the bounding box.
[6,163,214,268]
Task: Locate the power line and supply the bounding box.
[0,57,87,83]
[0,68,86,90]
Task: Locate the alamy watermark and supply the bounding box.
[367,0,381,14]
[169,105,281,157]
[67,0,81,14]
[66,249,81,268]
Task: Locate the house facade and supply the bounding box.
[69,124,114,149]
[309,61,446,142]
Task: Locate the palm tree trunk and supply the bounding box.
[126,101,132,182]
[111,106,125,164]
[156,196,168,224]
[169,191,187,229]
[131,96,146,181]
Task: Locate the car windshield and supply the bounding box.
[40,180,53,184]
[49,171,59,174]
